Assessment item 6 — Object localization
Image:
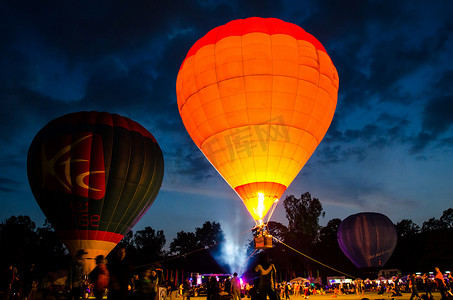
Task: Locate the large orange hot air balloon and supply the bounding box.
[177,17,338,228]
[27,111,164,273]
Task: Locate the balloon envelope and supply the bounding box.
[176,17,338,222]
[337,212,397,268]
[27,111,164,273]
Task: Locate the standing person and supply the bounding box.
[135,268,153,300]
[5,265,18,300]
[421,273,433,299]
[409,274,421,300]
[284,284,290,300]
[168,277,178,300]
[339,282,344,295]
[303,284,309,299]
[90,255,110,300]
[249,277,260,300]
[231,273,241,300]
[447,273,453,296]
[224,277,231,296]
[360,280,365,297]
[207,277,220,300]
[108,245,133,300]
[393,277,402,297]
[23,264,38,300]
[355,279,362,297]
[206,277,211,300]
[183,278,192,300]
[69,249,87,300]
[434,267,448,300]
[149,269,159,300]
[254,252,277,300]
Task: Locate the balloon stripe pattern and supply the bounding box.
[27,111,164,273]
[177,17,338,221]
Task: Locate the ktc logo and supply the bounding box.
[40,133,106,199]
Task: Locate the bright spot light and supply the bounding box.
[214,217,250,275]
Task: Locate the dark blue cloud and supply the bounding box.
[411,95,453,152]
[0,177,19,193]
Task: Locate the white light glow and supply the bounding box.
[215,218,250,275]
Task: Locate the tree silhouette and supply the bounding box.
[283,193,324,250]
[267,221,288,242]
[395,219,420,237]
[422,217,447,232]
[170,231,198,255]
[282,192,325,277]
[170,221,224,256]
[195,221,224,248]
[134,226,166,264]
[318,218,341,247]
[0,216,37,268]
[440,208,453,228]
[2,201,453,280]
[0,216,69,275]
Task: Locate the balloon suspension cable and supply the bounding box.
[245,249,259,265]
[264,198,279,227]
[251,220,267,235]
[253,218,263,228]
[272,236,357,279]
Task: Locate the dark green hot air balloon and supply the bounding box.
[27,111,164,273]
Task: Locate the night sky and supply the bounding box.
[1,0,453,249]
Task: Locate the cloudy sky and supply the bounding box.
[1,0,453,248]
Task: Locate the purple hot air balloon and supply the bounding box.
[337,212,397,268]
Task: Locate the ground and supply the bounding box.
[190,292,443,300]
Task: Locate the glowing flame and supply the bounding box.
[253,192,265,224]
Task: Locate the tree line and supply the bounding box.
[1,192,452,280]
[263,193,453,280]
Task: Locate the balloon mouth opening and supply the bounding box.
[234,182,285,222]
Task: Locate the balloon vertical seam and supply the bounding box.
[111,118,136,235]
[119,128,146,234]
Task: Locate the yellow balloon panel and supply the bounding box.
[200,124,317,208]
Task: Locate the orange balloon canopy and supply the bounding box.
[176,17,338,222]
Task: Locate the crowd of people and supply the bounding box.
[324,269,453,300]
[3,264,39,300]
[247,263,453,300]
[2,248,453,300]
[3,246,162,300]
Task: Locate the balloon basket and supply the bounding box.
[254,235,273,249]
